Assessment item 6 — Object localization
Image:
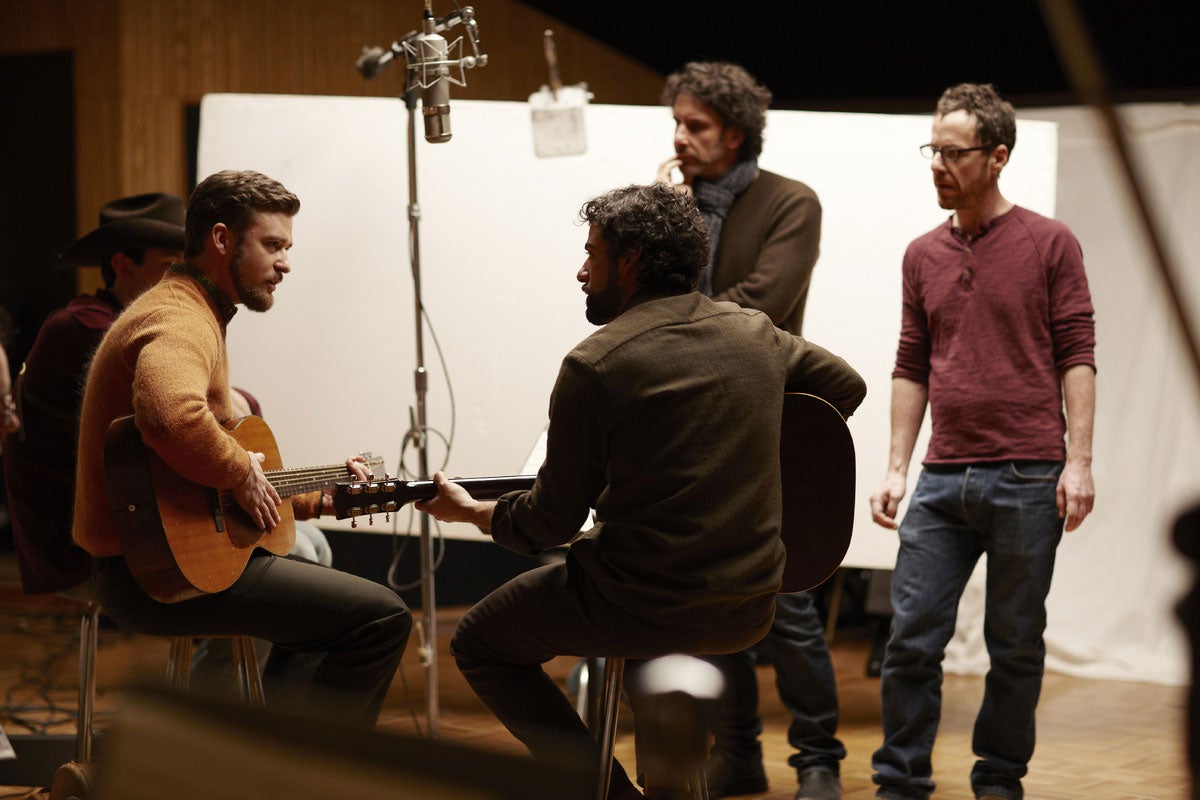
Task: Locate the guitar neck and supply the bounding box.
[266,458,384,500]
[332,475,535,520]
[400,475,537,505]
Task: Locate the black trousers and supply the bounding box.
[92,552,411,726]
[450,560,770,799]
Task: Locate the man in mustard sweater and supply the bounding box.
[73,170,411,725]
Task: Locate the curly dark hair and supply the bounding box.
[662,61,772,161]
[936,83,1016,154]
[185,170,301,257]
[579,184,710,296]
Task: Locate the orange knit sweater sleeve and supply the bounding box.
[73,275,250,556]
[128,301,248,491]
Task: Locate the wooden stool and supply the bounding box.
[68,586,264,765]
[74,599,102,765]
[165,635,266,706]
[592,657,711,800]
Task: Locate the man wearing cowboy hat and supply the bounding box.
[2,192,185,596]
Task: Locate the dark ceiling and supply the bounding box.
[521,1,1198,112]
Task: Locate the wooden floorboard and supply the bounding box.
[0,581,1191,799]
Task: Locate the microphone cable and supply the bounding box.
[385,298,457,594]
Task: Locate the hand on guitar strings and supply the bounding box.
[414,471,497,532]
[234,450,283,531]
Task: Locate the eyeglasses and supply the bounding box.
[919,144,991,162]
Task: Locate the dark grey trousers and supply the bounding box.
[92,551,411,726]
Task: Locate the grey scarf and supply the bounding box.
[692,158,758,296]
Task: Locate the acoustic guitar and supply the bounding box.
[332,393,855,593]
[104,414,383,603]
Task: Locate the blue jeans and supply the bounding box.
[872,461,1064,800]
[704,590,845,777]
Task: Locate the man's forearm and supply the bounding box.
[470,500,497,533]
[1061,364,1095,466]
[888,377,929,475]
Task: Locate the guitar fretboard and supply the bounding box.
[219,455,385,502]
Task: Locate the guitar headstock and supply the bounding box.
[332,478,422,526]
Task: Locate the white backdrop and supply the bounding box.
[197,94,1057,574]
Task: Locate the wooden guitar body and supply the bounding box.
[106,415,294,603]
[778,392,855,593]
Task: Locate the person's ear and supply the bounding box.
[617,249,641,282]
[723,125,745,158]
[109,252,137,283]
[991,144,1009,174]
[211,223,235,256]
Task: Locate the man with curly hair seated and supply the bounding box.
[416,183,865,800]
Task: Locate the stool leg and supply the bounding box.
[595,656,625,800]
[574,659,590,720]
[166,637,193,690]
[575,657,607,732]
[231,636,266,707]
[75,602,100,764]
[585,657,606,733]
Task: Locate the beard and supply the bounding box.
[585,270,623,326]
[230,246,274,312]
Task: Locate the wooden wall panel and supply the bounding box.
[0,0,123,246]
[0,0,665,294]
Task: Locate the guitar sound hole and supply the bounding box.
[222,500,269,549]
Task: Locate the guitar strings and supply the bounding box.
[214,456,386,504]
[213,455,386,506]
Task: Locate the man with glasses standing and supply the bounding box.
[869,83,1097,800]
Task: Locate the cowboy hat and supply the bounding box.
[59,192,185,266]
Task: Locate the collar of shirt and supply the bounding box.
[168,262,238,323]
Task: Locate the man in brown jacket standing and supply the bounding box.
[658,61,845,800]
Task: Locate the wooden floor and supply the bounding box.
[0,577,1191,799]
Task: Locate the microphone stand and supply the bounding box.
[402,81,441,738]
[357,3,486,741]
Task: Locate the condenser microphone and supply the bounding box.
[356,5,486,142]
[413,9,452,143]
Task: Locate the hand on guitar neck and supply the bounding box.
[320,456,376,516]
[414,471,498,532]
